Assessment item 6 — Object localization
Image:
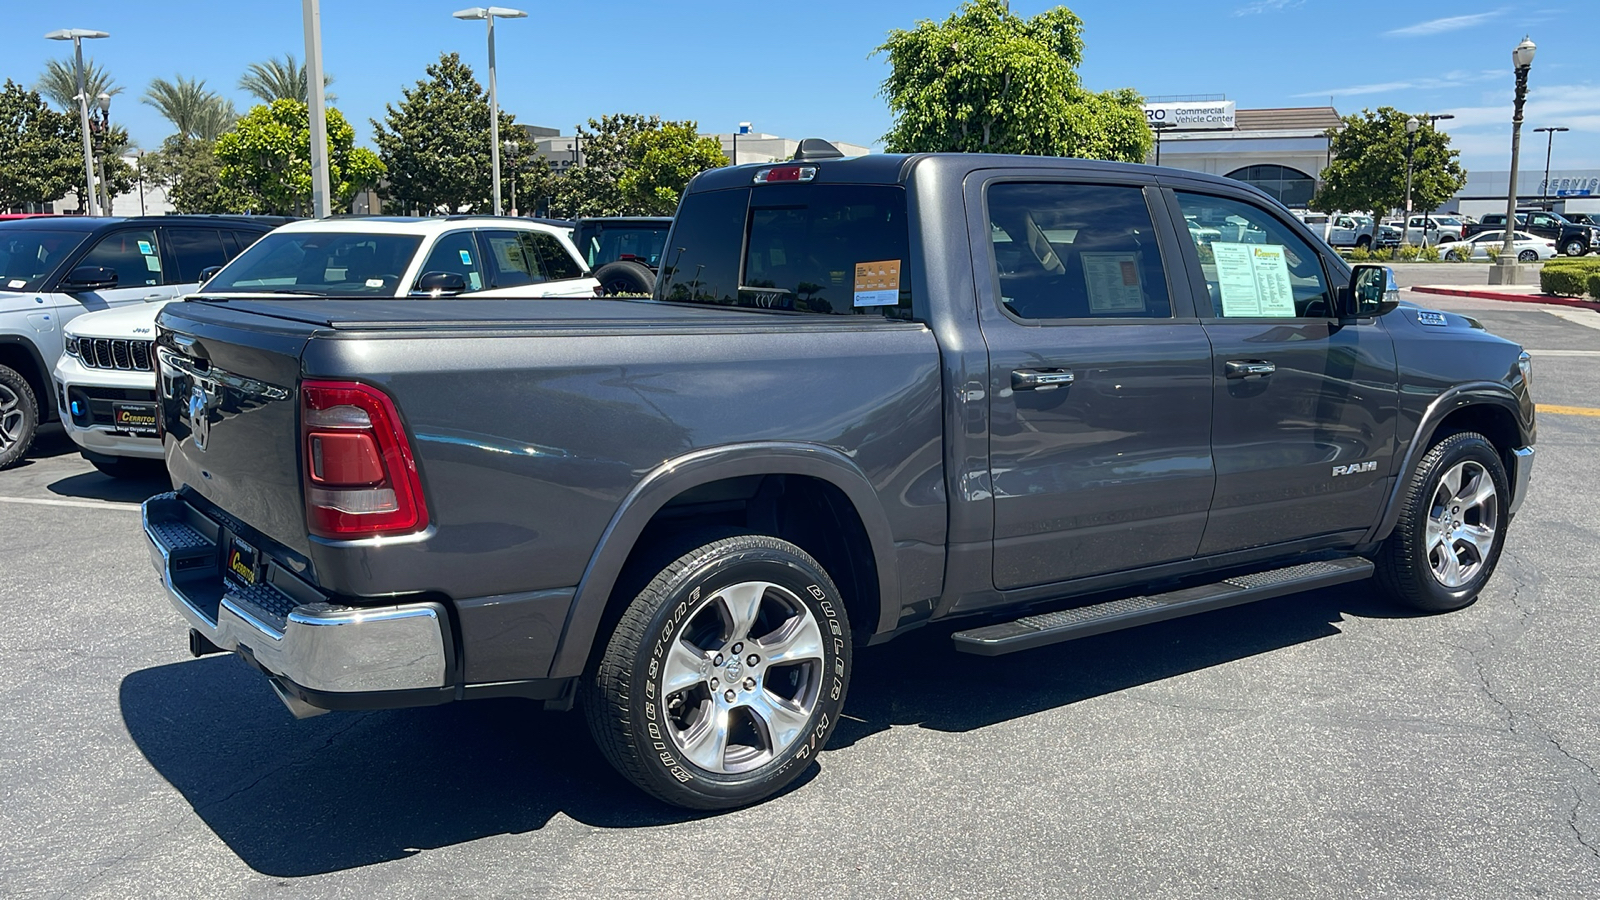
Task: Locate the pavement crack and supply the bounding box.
[195,712,374,813]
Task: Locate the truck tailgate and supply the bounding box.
[156,302,315,558]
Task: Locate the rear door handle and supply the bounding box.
[1012,368,1075,390]
[143,293,167,301]
[1225,360,1276,379]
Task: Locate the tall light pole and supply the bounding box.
[454,6,527,216]
[1490,36,1537,286]
[1418,113,1454,231]
[1533,126,1569,206]
[44,28,109,216]
[1151,121,1175,166]
[1403,116,1420,245]
[95,92,114,213]
[504,139,519,216]
[733,122,751,166]
[303,0,332,218]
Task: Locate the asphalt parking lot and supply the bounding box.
[4,292,1599,898]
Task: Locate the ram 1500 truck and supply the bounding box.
[142,148,1536,810]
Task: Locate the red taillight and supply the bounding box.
[301,380,428,539]
[753,165,817,184]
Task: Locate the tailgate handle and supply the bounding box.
[1012,368,1075,391]
[1225,360,1276,379]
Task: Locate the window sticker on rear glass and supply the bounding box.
[459,250,472,265]
[145,255,162,272]
[1212,242,1295,317]
[1080,252,1145,313]
[137,240,153,255]
[853,260,900,307]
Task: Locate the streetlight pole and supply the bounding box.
[1491,36,1537,286]
[1151,121,1175,166]
[505,139,518,216]
[95,92,114,214]
[733,121,751,166]
[1532,126,1569,206]
[44,28,109,216]
[303,0,332,218]
[454,6,527,216]
[1404,116,1420,245]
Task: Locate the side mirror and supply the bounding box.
[413,271,468,297]
[1346,264,1399,319]
[62,265,117,292]
[197,265,223,285]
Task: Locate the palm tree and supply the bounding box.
[238,53,335,104]
[35,58,124,112]
[144,76,237,142]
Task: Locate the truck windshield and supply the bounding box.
[0,229,89,292]
[658,183,913,320]
[204,232,423,296]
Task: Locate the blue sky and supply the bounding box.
[5,1,1595,171]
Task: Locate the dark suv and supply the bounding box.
[0,214,289,468]
[572,216,673,295]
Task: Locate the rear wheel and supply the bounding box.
[1375,432,1508,612]
[583,534,851,809]
[0,365,39,470]
[1563,239,1587,257]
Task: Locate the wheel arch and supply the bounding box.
[1365,383,1531,543]
[546,442,901,679]
[0,335,53,423]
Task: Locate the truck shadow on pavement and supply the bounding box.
[119,581,1412,877]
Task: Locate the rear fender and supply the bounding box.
[545,441,900,679]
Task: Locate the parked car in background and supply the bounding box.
[53,216,598,476]
[1443,230,1557,262]
[1301,212,1377,249]
[0,215,289,469]
[1401,215,1466,246]
[1467,210,1596,257]
[573,217,674,295]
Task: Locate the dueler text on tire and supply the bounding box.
[0,364,39,470]
[583,534,852,809]
[1375,431,1510,612]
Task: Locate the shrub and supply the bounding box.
[1349,245,1371,262]
[1369,247,1394,261]
[1589,272,1600,301]
[1541,265,1591,296]
[1420,244,1442,263]
[1398,244,1421,261]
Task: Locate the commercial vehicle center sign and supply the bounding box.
[1143,101,1237,131]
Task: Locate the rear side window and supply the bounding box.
[530,232,583,281]
[659,184,913,319]
[986,182,1171,320]
[479,230,551,288]
[164,227,229,284]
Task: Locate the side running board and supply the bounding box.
[952,556,1374,656]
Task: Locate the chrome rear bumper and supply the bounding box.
[143,492,449,715]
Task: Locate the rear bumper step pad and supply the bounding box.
[952,556,1374,656]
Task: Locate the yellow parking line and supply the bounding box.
[1538,404,1600,418]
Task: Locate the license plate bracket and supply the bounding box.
[224,535,261,589]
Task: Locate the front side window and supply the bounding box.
[987,182,1171,320]
[165,227,229,284]
[0,229,88,292]
[1176,192,1333,319]
[414,231,484,292]
[204,232,423,296]
[79,229,164,288]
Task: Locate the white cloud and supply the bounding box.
[1234,0,1304,16]
[1294,70,1501,98]
[1432,85,1600,168]
[1384,10,1504,37]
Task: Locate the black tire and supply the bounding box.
[583,534,852,809]
[0,364,39,471]
[1563,239,1586,257]
[591,260,655,296]
[1355,235,1372,250]
[1518,249,1538,262]
[1375,432,1509,612]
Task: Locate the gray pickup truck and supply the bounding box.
[142,149,1536,810]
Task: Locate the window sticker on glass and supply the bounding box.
[137,240,153,255]
[459,250,472,265]
[1212,242,1296,317]
[853,259,900,307]
[145,255,162,272]
[469,272,481,290]
[1080,252,1145,313]
[365,278,385,288]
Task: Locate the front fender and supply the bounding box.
[545,441,902,679]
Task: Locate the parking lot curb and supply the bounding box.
[1411,285,1600,310]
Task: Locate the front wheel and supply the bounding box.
[1563,239,1587,257]
[584,534,851,809]
[0,365,39,470]
[1375,432,1509,612]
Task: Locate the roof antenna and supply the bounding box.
[793,138,845,162]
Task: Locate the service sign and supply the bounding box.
[1143,101,1236,131]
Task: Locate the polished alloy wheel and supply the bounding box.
[0,383,22,452]
[1426,460,1499,588]
[657,580,825,774]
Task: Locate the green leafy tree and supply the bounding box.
[372,52,537,214]
[1312,107,1467,218]
[0,80,81,209]
[35,58,124,112]
[552,114,727,218]
[77,123,137,211]
[144,76,237,142]
[142,135,228,213]
[238,54,336,104]
[876,0,1150,162]
[618,121,728,215]
[214,99,382,215]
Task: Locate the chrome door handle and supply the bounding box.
[1012,368,1075,390]
[143,293,167,301]
[1225,360,1276,379]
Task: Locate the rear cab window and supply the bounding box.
[657,181,913,320]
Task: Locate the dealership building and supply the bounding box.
[1142,99,1340,209]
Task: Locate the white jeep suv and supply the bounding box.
[54,217,600,476]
